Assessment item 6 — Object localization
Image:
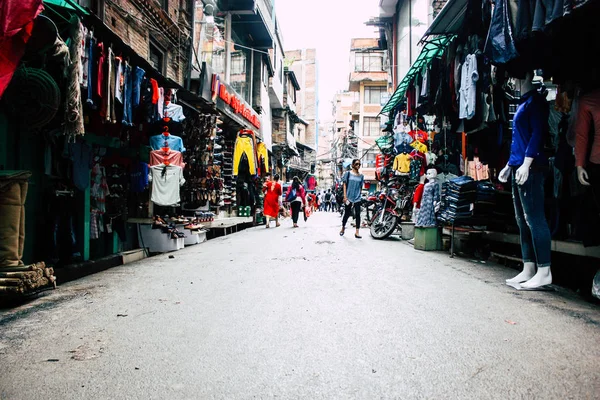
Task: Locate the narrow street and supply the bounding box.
[1,213,599,399]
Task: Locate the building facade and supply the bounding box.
[348,38,389,185]
[285,49,319,152]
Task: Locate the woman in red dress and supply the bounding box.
[263,173,282,228]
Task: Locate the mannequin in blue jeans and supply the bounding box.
[499,72,552,289]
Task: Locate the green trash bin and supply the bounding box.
[413,227,442,251]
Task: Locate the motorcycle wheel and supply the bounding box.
[370,210,397,240]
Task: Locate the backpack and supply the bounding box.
[325,192,331,201]
[286,187,297,202]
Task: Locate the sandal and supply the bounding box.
[340,228,345,236]
[355,234,362,239]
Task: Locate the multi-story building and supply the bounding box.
[371,0,440,90]
[284,49,319,152]
[347,38,390,187]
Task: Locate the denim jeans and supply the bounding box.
[132,66,145,109]
[122,64,133,126]
[86,36,95,107]
[512,169,551,267]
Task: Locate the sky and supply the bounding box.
[275,0,380,123]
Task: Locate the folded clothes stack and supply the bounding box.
[438,176,496,224]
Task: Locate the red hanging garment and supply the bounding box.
[0,0,43,99]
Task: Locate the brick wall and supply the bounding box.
[103,0,191,85]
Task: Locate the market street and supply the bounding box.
[1,212,599,400]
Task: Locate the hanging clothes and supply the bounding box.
[416,181,440,227]
[149,134,186,152]
[149,148,185,168]
[233,134,257,176]
[0,0,43,99]
[148,164,185,206]
[459,54,479,120]
[256,142,269,172]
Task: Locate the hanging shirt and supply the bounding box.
[459,54,479,120]
[409,129,429,143]
[508,90,548,167]
[149,149,185,168]
[149,134,186,152]
[163,102,186,122]
[573,89,600,167]
[148,164,185,206]
[410,140,428,154]
[115,57,123,103]
[393,154,411,173]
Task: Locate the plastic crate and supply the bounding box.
[414,227,442,251]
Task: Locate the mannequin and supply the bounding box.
[499,71,552,289]
[571,88,600,248]
[411,174,427,222]
[572,88,600,186]
[415,169,440,227]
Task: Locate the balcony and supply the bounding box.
[220,0,274,48]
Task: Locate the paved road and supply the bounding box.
[1,212,599,399]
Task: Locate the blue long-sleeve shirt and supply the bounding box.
[508,90,548,167]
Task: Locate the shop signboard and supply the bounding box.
[211,74,261,129]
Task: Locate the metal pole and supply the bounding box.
[224,12,232,83]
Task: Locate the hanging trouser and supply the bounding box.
[233,136,256,176]
[256,142,269,173]
[0,171,31,268]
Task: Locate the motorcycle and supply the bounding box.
[370,181,414,240]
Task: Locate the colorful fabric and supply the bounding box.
[234,135,256,176]
[149,149,185,168]
[263,180,282,219]
[256,142,269,172]
[0,0,43,99]
[416,181,440,227]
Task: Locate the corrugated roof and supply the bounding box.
[379,35,455,116]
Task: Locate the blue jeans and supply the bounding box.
[86,37,95,107]
[122,64,133,126]
[512,169,551,267]
[132,66,145,109]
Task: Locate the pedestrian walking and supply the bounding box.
[340,159,365,238]
[324,189,333,212]
[285,176,307,228]
[262,173,282,228]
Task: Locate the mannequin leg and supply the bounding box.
[509,172,538,283]
[518,170,552,288]
[521,266,552,289]
[506,262,536,284]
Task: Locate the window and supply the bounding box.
[158,0,168,10]
[362,117,380,137]
[231,51,246,75]
[354,52,383,72]
[362,150,378,167]
[149,40,166,74]
[364,86,386,105]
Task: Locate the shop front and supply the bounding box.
[376,0,600,294]
[198,63,270,221]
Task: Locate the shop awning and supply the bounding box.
[379,35,455,116]
[43,0,89,15]
[421,0,467,40]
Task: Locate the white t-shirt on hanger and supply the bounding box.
[149,164,185,206]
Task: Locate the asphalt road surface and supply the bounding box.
[1,212,599,399]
